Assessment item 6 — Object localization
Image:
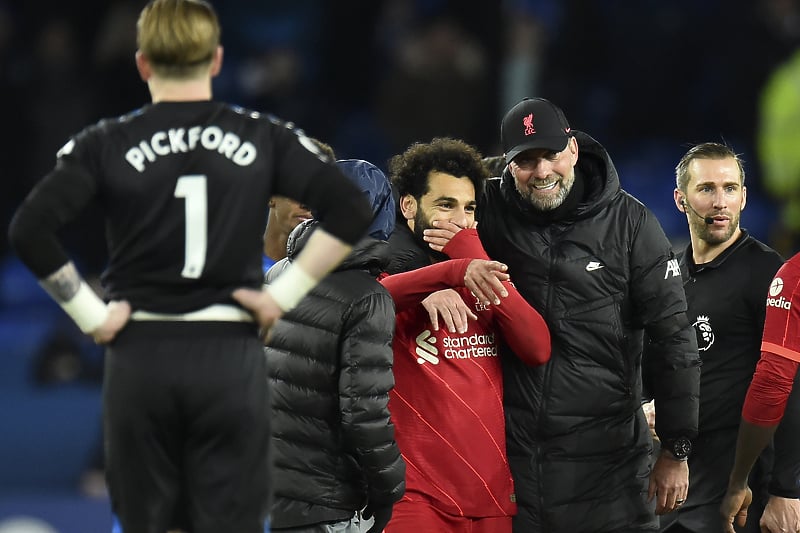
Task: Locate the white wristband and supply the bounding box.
[60,281,110,333]
[265,263,318,312]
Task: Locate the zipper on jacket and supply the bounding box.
[536,441,549,532]
[535,247,556,433]
[534,241,556,527]
[622,331,632,398]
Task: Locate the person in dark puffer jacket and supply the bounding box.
[478,98,702,533]
[265,159,405,533]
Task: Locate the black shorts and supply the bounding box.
[103,321,270,533]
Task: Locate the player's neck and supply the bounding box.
[263,241,288,263]
[263,223,290,262]
[149,78,213,103]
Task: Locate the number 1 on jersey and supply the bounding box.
[174,175,207,279]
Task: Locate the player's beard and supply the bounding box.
[515,169,575,211]
[694,208,741,245]
[413,209,449,263]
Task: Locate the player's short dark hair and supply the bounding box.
[388,137,489,200]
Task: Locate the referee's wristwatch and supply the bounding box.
[661,437,692,461]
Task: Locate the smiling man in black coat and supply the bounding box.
[477,97,701,533]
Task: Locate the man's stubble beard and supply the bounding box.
[692,208,741,246]
[514,170,575,211]
[413,209,449,263]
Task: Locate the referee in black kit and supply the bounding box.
[7,1,373,532]
[645,142,800,533]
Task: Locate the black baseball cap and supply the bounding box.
[502,97,572,164]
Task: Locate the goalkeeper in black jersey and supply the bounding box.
[7,1,373,531]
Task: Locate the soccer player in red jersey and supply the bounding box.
[379,137,550,533]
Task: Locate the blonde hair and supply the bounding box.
[136,0,220,79]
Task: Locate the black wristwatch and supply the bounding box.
[662,437,692,461]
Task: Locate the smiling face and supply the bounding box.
[399,171,476,261]
[678,156,746,247]
[507,136,579,211]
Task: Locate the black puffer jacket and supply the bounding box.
[265,220,405,528]
[478,131,701,533]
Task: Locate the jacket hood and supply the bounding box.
[500,130,621,222]
[335,159,395,241]
[266,220,391,283]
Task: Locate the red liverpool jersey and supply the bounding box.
[743,254,800,424]
[380,257,549,518]
[761,255,800,361]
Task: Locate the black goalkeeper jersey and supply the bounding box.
[9,101,371,313]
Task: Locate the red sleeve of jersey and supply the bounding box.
[742,255,800,425]
[761,256,800,353]
[440,228,550,365]
[379,259,472,312]
[441,228,491,260]
[490,282,551,366]
[742,350,799,425]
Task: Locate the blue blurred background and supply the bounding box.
[2,0,800,531]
